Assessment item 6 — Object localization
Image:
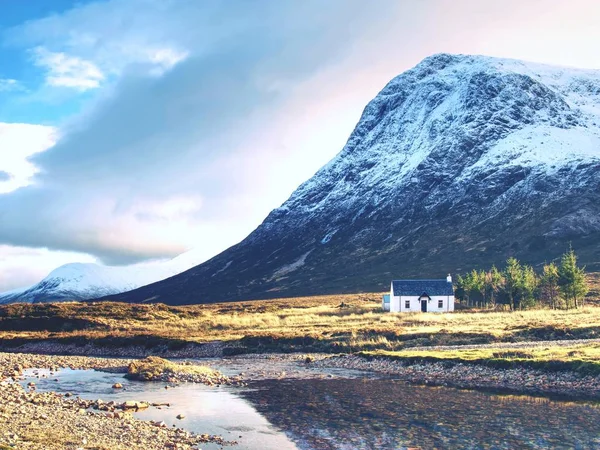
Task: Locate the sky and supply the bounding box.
[1,0,600,292]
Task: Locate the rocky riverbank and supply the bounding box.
[0,352,239,449]
[314,354,600,400]
[0,340,230,358]
[3,346,600,449]
[0,380,233,449]
[0,352,133,379]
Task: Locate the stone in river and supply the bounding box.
[122,401,149,410]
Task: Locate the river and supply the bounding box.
[22,366,600,449]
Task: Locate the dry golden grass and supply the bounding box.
[588,272,600,304]
[1,286,600,353]
[126,356,218,380]
[363,342,600,374]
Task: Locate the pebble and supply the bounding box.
[0,352,236,450]
[314,355,600,399]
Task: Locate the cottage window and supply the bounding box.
[405,300,410,309]
[438,299,443,308]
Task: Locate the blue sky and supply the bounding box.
[0,0,90,122]
[2,0,600,291]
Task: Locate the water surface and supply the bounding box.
[23,367,600,449]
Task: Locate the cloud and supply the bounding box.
[0,0,391,265]
[32,47,105,90]
[0,245,96,291]
[2,0,600,277]
[0,79,20,92]
[6,0,198,81]
[0,123,57,194]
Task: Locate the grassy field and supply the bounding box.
[1,288,600,355]
[361,343,600,375]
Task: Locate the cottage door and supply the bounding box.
[421,300,427,312]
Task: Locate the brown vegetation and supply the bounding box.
[126,356,218,381]
[361,342,600,375]
[0,279,599,354]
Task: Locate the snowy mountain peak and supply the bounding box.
[106,54,600,304]
[0,250,205,304]
[15,54,600,305]
[271,54,600,232]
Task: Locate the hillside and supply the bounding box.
[108,53,600,304]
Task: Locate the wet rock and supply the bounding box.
[121,401,149,411]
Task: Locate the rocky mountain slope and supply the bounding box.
[0,250,203,304]
[109,53,600,304]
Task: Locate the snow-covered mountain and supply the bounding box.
[0,250,204,304]
[108,54,600,303]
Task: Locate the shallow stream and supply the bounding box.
[23,365,600,449]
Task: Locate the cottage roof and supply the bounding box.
[392,279,454,297]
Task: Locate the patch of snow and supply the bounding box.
[211,261,232,277]
[461,125,600,180]
[274,54,600,229]
[321,230,338,244]
[272,251,312,278]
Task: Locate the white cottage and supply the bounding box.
[383,275,455,313]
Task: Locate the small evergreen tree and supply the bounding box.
[486,265,503,308]
[503,257,524,311]
[520,265,538,309]
[540,263,560,309]
[558,247,588,309]
[455,274,466,304]
[468,269,486,307]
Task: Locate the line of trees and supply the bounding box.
[455,248,588,310]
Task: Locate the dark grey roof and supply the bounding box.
[392,279,454,297]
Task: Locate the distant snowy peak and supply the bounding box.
[0,249,205,304]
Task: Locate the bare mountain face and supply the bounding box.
[108,54,600,304]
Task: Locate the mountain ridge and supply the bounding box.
[99,53,600,303]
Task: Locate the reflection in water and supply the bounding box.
[22,368,298,450]
[22,369,600,450]
[241,378,600,450]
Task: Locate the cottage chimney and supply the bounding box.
[446,274,452,283]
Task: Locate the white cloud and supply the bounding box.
[0,79,20,91]
[0,0,387,265]
[147,48,190,76]
[3,0,600,274]
[0,123,57,194]
[8,0,195,83]
[32,47,105,90]
[0,245,96,291]
[130,195,203,222]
